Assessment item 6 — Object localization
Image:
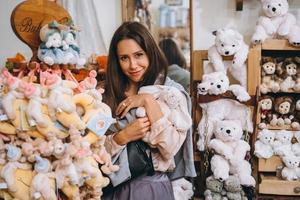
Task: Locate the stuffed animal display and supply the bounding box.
[251,0,300,47]
[0,60,116,199]
[260,57,300,93]
[205,28,249,88]
[258,95,300,130]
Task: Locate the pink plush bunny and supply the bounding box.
[19,82,48,127]
[43,72,76,120]
[1,69,24,119]
[78,70,104,107]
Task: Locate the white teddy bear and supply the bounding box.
[251,0,300,47]
[292,131,300,156]
[171,178,194,200]
[205,28,249,88]
[209,120,256,186]
[254,129,275,159]
[38,21,64,65]
[197,99,253,151]
[61,29,86,66]
[273,130,293,157]
[281,155,300,181]
[197,71,250,102]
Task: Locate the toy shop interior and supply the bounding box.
[1,0,300,200]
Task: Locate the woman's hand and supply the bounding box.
[113,117,150,145]
[116,94,153,118]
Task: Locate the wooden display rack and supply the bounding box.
[190,49,259,197]
[252,39,300,198]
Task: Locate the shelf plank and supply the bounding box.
[262,39,300,51]
[259,174,300,196]
[258,156,282,172]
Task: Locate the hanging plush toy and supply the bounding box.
[0,145,31,192]
[30,156,56,200]
[251,0,300,46]
[205,28,249,88]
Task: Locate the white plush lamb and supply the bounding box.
[251,0,300,47]
[205,28,249,87]
[197,71,250,102]
[209,120,255,186]
[43,72,77,120]
[254,129,275,159]
[281,155,300,181]
[197,99,253,151]
[19,82,48,127]
[30,156,56,200]
[1,69,24,120]
[273,130,293,157]
[0,145,31,192]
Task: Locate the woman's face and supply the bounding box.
[117,39,149,84]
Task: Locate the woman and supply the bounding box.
[159,38,190,93]
[103,21,196,200]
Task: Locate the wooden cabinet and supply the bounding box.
[252,39,300,197]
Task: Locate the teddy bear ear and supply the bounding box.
[234,31,243,41]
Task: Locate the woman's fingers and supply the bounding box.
[116,100,127,116]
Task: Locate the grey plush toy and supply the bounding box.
[223,175,247,200]
[204,176,226,200]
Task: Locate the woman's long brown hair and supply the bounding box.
[104,22,168,114]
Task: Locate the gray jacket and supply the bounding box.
[108,77,196,186]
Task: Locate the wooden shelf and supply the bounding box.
[261,39,300,51]
[258,156,282,172]
[259,174,300,196]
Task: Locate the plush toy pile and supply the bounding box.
[254,129,300,181]
[258,95,300,130]
[0,21,119,200]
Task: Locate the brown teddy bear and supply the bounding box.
[258,95,274,129]
[260,57,280,94]
[276,58,298,92]
[270,96,295,127]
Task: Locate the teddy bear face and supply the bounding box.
[63,32,77,46]
[215,28,243,56]
[198,71,230,95]
[206,176,223,193]
[278,101,291,114]
[285,63,297,76]
[224,176,242,192]
[214,120,243,142]
[262,62,276,75]
[258,129,275,144]
[160,88,180,109]
[46,32,62,48]
[261,0,289,18]
[276,130,293,144]
[282,155,300,169]
[260,98,272,110]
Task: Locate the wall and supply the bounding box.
[0,0,122,66]
[193,0,300,50]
